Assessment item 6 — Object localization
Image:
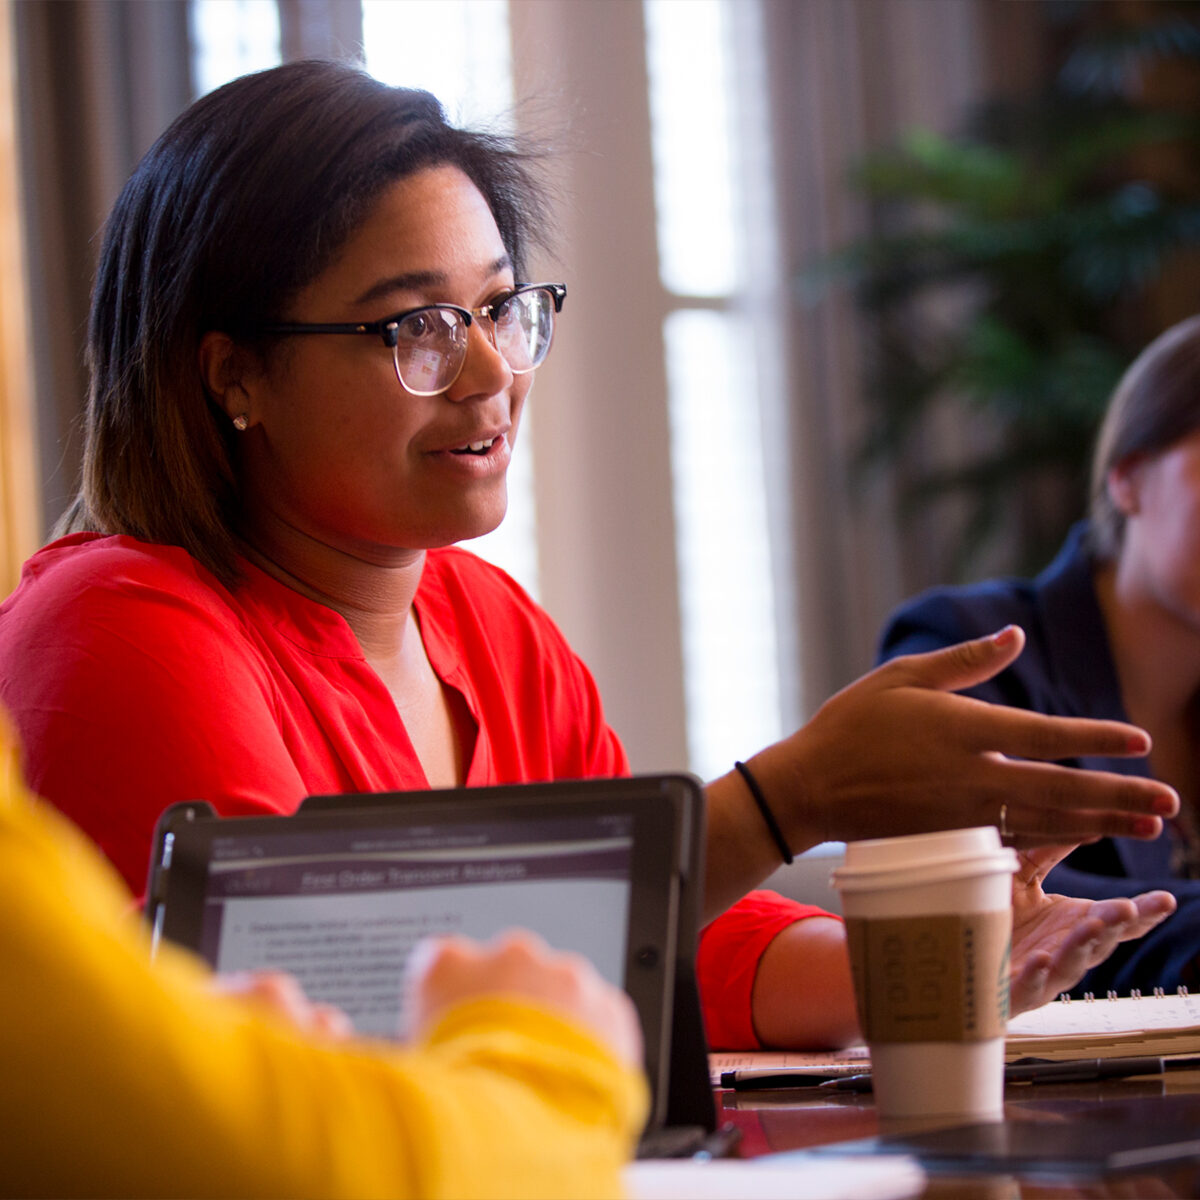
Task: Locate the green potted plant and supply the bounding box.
[815,0,1200,577]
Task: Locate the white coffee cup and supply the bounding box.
[831,826,1018,1120]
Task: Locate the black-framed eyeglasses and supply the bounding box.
[255,282,566,397]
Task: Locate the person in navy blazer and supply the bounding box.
[880,314,1200,997]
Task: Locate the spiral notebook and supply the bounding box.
[712,989,1200,1084]
[1005,989,1200,1061]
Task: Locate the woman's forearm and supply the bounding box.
[701,758,824,923]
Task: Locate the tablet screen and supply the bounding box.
[187,811,634,1038]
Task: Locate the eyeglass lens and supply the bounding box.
[392,287,557,396]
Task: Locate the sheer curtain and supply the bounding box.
[762,0,997,704]
[11,0,361,546]
[0,0,37,597]
[13,0,193,538]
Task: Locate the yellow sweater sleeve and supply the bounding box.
[0,726,648,1199]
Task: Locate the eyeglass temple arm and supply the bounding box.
[254,320,377,336]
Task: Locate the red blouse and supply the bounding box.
[0,533,829,1047]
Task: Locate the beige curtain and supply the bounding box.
[0,0,37,598]
[12,0,362,546]
[14,0,193,539]
[761,0,1044,707]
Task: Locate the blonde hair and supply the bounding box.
[1088,313,1200,561]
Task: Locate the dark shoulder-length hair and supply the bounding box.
[1087,313,1200,561]
[58,59,551,588]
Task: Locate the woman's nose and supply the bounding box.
[444,315,513,400]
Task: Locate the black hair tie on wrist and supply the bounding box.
[733,760,793,866]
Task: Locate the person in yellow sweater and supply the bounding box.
[0,712,647,1200]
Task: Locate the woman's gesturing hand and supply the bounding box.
[1008,844,1177,1015]
[754,625,1179,851]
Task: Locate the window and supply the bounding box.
[646,0,788,782]
[362,0,513,130]
[189,0,280,95]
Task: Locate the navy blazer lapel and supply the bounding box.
[1035,524,1171,878]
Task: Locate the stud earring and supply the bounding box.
[232,414,248,432]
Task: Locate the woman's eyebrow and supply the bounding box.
[352,256,515,309]
[353,271,447,307]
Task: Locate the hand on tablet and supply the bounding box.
[403,930,643,1068]
[213,970,355,1039]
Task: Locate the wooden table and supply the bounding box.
[717,1068,1200,1197]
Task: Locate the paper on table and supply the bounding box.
[624,1154,925,1200]
[708,1046,871,1085]
[714,991,1200,1081]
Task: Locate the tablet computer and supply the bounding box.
[144,774,714,1142]
[806,1092,1200,1179]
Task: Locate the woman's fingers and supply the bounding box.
[969,758,1176,844]
[213,969,354,1038]
[1009,948,1056,1015]
[1012,842,1074,886]
[974,787,1171,854]
[880,628,1159,767]
[783,629,1179,848]
[402,931,643,1067]
[1008,890,1176,1015]
[747,626,1176,853]
[957,704,1151,762]
[880,624,1028,693]
[1010,918,1109,1014]
[1124,889,1177,936]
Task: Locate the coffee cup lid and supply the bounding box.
[832,826,1017,892]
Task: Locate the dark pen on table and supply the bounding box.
[817,1055,1200,1093]
[721,1055,1200,1093]
[720,1069,866,1091]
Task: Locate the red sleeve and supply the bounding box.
[0,543,308,894]
[696,889,840,1050]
